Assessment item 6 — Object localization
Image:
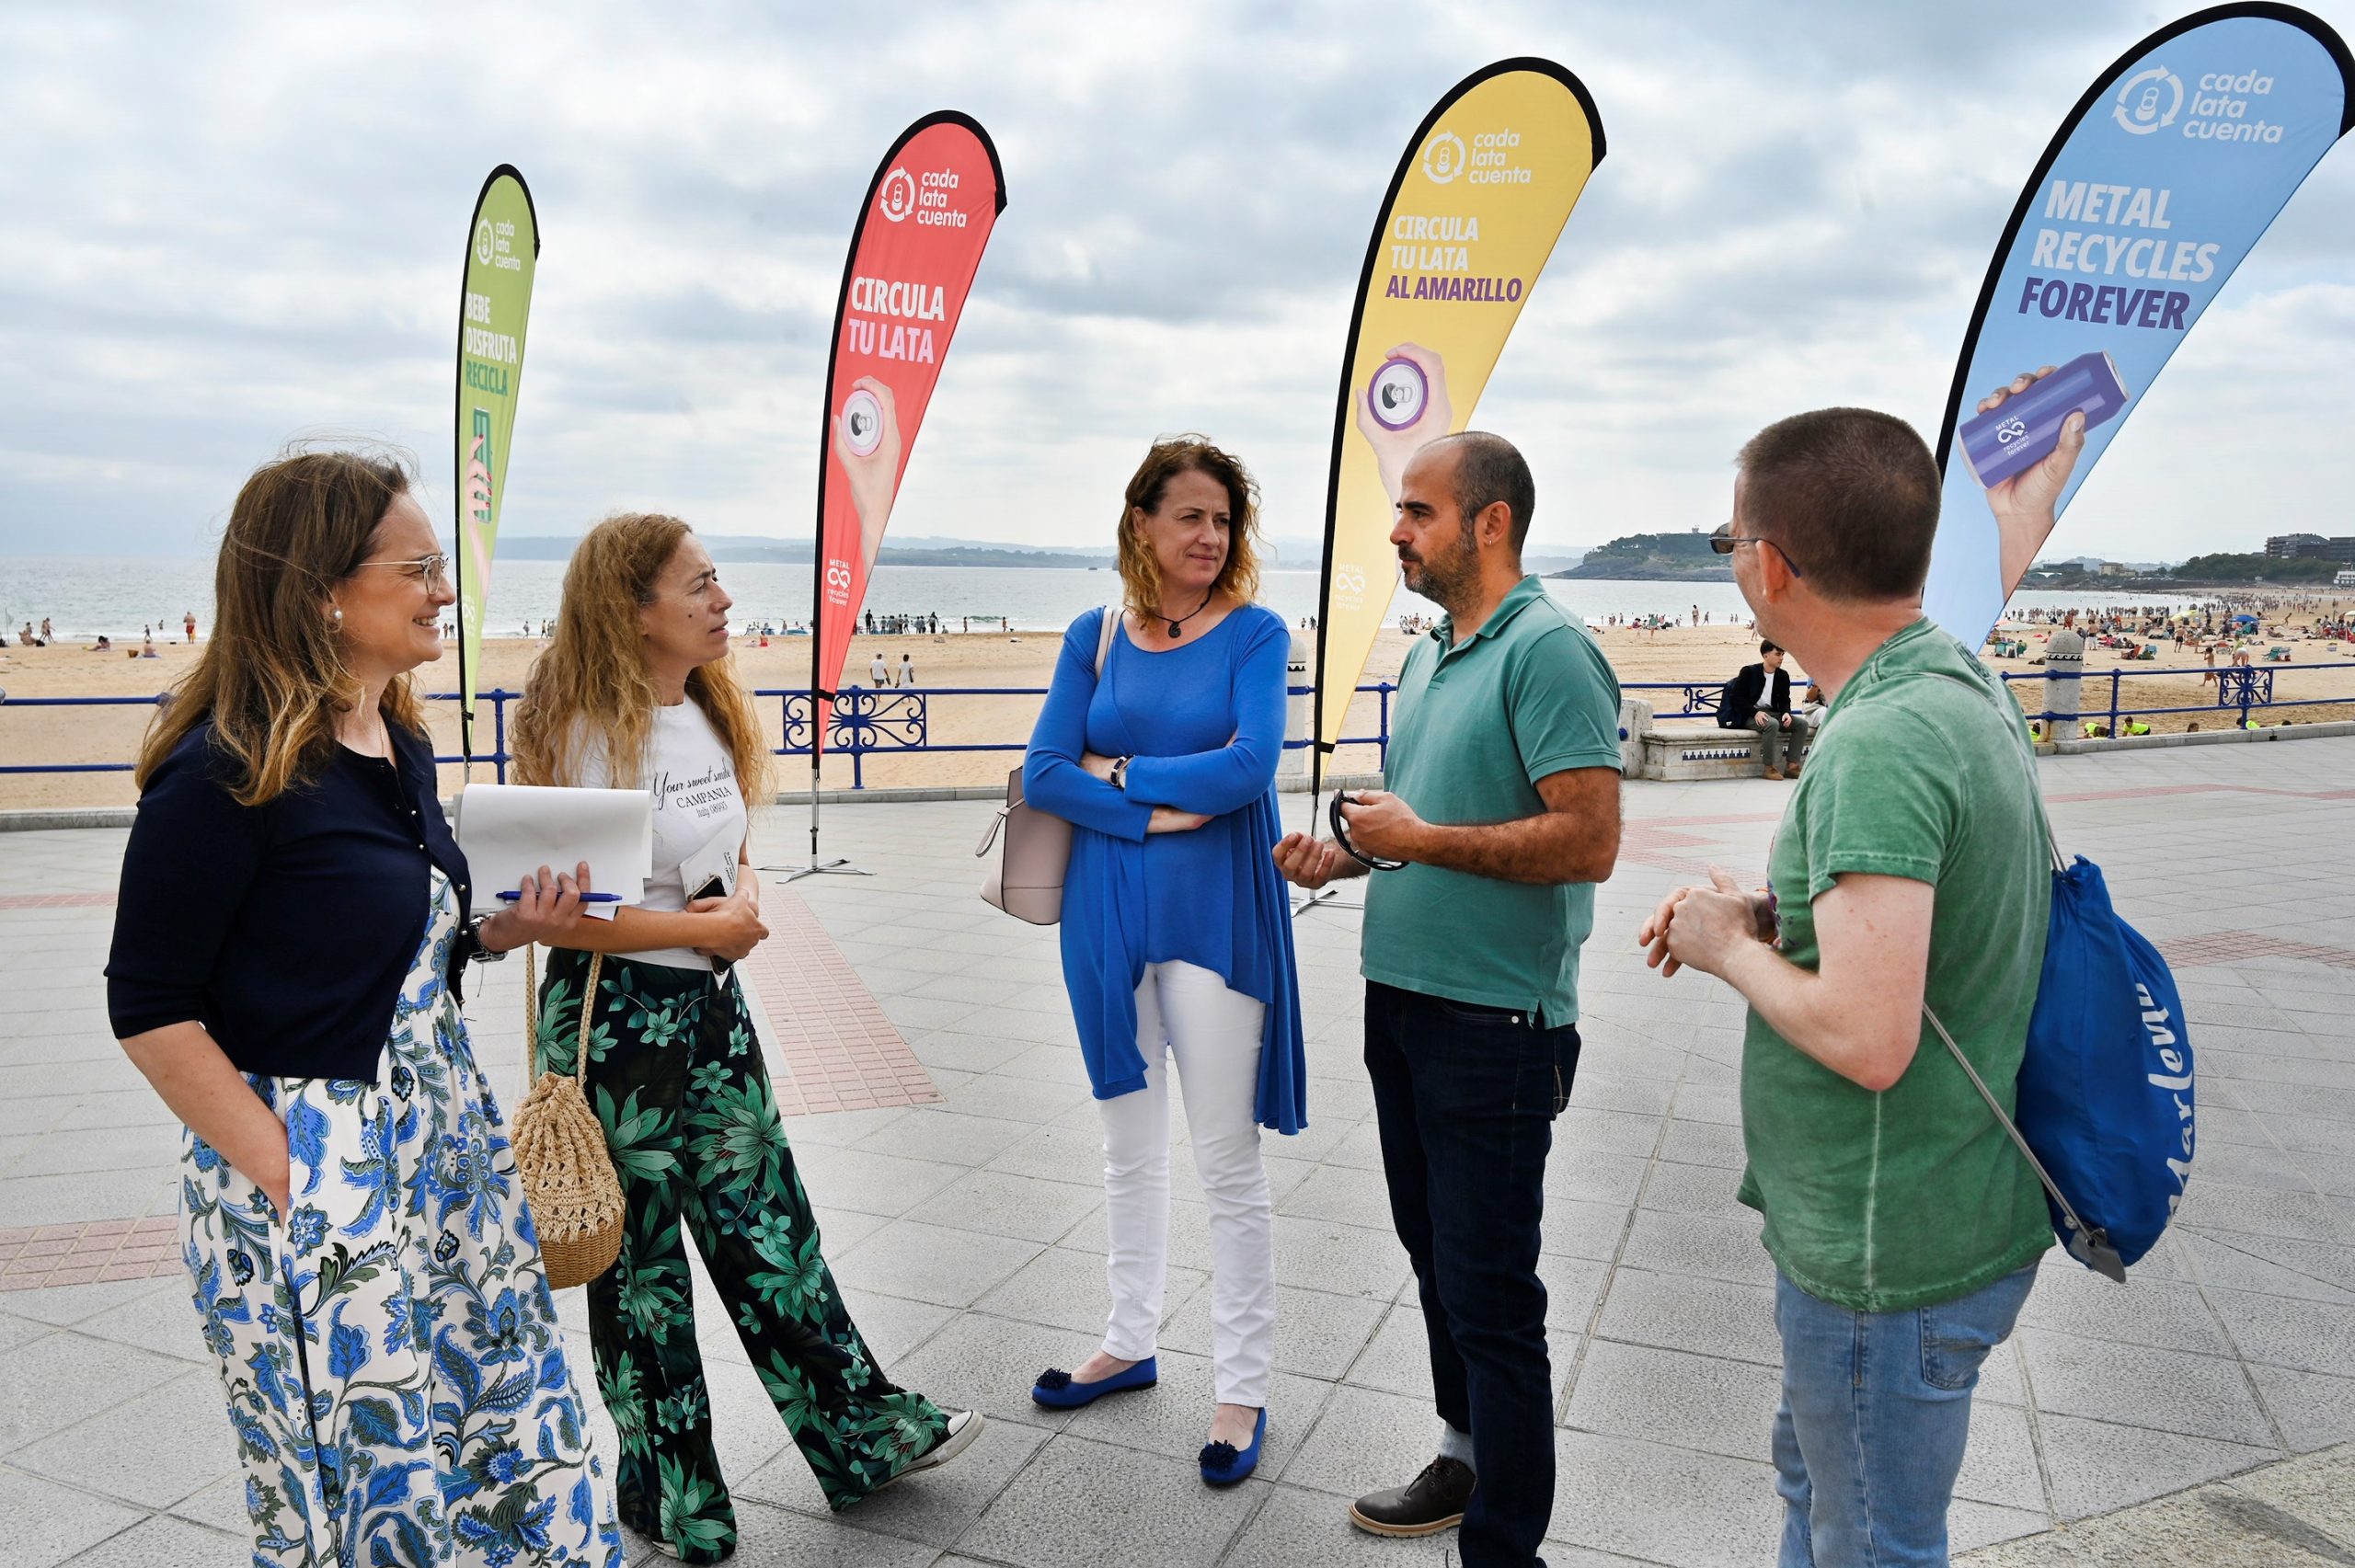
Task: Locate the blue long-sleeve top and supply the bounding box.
[1023,604,1308,1135]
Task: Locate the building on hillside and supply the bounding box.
[2266,533,2355,561]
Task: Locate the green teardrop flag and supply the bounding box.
[453,165,540,762]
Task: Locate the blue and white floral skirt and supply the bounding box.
[180,871,622,1567]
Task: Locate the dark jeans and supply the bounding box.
[1364,981,1579,1568]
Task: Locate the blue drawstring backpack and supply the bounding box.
[1924,678,2193,1282]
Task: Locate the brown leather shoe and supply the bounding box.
[1786,760,1803,778]
[1349,1457,1476,1537]
[1762,766,1785,781]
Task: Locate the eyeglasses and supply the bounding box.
[1710,522,1804,578]
[352,554,453,589]
[1329,792,1405,872]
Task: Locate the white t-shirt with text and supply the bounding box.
[575,701,745,971]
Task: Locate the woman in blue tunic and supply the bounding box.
[1022,436,1306,1487]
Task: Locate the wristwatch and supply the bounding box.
[1109,755,1133,791]
[468,914,509,962]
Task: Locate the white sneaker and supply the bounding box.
[883,1409,985,1488]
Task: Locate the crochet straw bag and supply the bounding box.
[513,947,625,1289]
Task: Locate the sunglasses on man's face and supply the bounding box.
[1709,523,1804,578]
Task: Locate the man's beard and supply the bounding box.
[1403,532,1481,614]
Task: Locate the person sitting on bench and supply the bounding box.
[1717,639,1810,780]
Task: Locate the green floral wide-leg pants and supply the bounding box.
[534,950,948,1563]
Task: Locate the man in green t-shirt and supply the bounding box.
[1277,430,1622,1567]
[1638,408,2051,1567]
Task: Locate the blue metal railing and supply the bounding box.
[10,664,2347,787]
[1999,663,2355,738]
[1624,666,2355,737]
[0,683,1402,790]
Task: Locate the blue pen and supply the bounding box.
[497,890,623,902]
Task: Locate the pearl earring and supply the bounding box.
[331,607,344,624]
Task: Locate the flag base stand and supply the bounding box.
[769,858,873,885]
[764,750,871,885]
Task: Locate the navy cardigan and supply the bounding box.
[105,719,478,1082]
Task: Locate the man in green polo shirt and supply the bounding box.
[1276,431,1622,1568]
[1639,407,2051,1566]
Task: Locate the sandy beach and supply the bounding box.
[4,604,2350,812]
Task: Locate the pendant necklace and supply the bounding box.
[1160,588,1215,640]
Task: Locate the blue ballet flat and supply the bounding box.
[1199,1407,1266,1487]
[1030,1356,1158,1409]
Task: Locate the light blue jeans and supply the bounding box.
[1772,1264,2039,1567]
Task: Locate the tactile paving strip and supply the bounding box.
[0,1216,179,1292]
[737,888,943,1116]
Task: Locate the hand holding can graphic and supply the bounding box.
[833,374,902,577]
[1352,342,1453,506]
[1963,357,2113,599]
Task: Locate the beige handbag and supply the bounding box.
[978,606,1118,924]
[512,947,625,1289]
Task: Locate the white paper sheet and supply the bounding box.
[453,784,654,906]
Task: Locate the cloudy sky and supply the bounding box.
[5,1,2353,564]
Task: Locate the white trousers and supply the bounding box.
[1098,959,1275,1407]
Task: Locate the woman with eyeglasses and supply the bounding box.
[105,448,624,1565]
[510,513,981,1562]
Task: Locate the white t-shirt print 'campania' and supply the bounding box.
[576,702,746,971]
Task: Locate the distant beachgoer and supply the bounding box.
[41,617,53,642]
[182,611,195,643]
[869,650,890,688]
[898,652,915,687]
[17,623,36,647]
[141,629,158,658]
[91,635,112,652]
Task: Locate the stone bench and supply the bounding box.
[1619,696,1774,782]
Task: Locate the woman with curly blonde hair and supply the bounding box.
[511,513,978,1562]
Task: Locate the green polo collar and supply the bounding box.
[1434,574,1551,658]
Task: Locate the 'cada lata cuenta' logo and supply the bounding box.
[2113,64,2185,133]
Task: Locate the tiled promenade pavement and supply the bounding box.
[2,737,2352,1566]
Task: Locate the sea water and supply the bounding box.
[1,555,2216,644]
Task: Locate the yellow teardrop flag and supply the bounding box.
[1313,60,1603,784]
